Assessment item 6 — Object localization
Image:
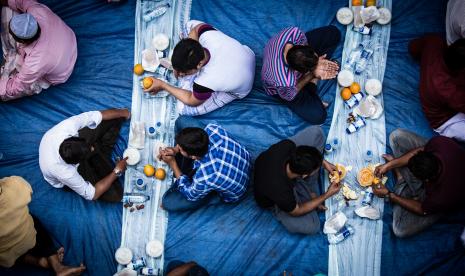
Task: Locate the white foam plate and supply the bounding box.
[141,49,160,73]
[365,78,382,96]
[146,239,164,258]
[123,148,141,166]
[377,7,392,25]
[337,7,354,25]
[152,33,170,51]
[115,247,133,265]
[337,69,354,87]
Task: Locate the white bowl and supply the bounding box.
[123,148,141,166]
[142,49,160,73]
[146,240,164,258]
[377,8,392,25]
[337,70,354,87]
[337,7,354,25]
[365,78,382,96]
[152,34,170,51]
[115,247,133,265]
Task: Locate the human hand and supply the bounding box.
[115,157,128,172]
[374,163,390,178]
[314,55,339,80]
[372,184,389,198]
[144,78,167,95]
[326,181,341,197]
[158,147,177,165]
[323,160,336,174]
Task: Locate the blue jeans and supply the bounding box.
[162,186,222,212]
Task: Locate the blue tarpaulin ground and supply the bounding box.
[0,0,464,275]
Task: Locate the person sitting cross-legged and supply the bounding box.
[39,109,130,202]
[254,126,341,234]
[159,124,251,212]
[372,129,465,238]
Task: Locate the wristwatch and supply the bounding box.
[113,168,123,177]
[385,192,394,201]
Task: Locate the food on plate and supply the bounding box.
[336,7,354,25]
[358,167,375,186]
[342,184,358,200]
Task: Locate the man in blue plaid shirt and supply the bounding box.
[159,123,251,211]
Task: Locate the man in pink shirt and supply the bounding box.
[0,0,77,101]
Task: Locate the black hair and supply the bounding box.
[444,38,465,72]
[287,45,319,74]
[9,23,41,45]
[172,38,205,72]
[59,137,91,164]
[175,127,209,157]
[408,151,440,181]
[288,146,323,175]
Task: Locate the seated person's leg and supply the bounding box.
[78,118,125,158]
[273,179,321,234]
[389,129,428,193]
[285,87,327,125]
[161,187,219,212]
[288,125,325,149]
[392,183,440,238]
[180,91,237,116]
[174,115,206,135]
[305,25,341,58]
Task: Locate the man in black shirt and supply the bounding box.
[254,126,341,234]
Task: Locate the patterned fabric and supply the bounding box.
[261,27,307,101]
[176,124,251,202]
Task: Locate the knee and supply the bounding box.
[392,224,412,238]
[327,25,341,44]
[161,190,180,212]
[389,128,407,148]
[312,108,327,125]
[282,217,320,235]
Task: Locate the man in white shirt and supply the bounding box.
[39,109,130,201]
[446,0,465,45]
[144,20,256,116]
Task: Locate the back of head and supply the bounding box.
[59,137,91,164]
[172,38,205,73]
[9,13,40,44]
[287,45,318,74]
[444,38,465,72]
[175,127,209,157]
[188,265,209,276]
[408,151,440,181]
[288,145,323,175]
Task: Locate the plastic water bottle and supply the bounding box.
[127,257,146,270]
[146,126,157,138]
[344,43,363,70]
[362,187,374,206]
[324,143,333,154]
[365,150,373,162]
[352,25,372,35]
[346,116,366,134]
[155,66,169,78]
[141,268,159,275]
[143,3,170,22]
[328,225,355,244]
[330,138,340,150]
[355,46,374,74]
[344,92,365,109]
[122,193,150,204]
[134,178,146,191]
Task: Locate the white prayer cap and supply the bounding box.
[10,13,38,40]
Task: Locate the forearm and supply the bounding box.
[169,161,182,179]
[167,262,197,276]
[296,74,313,92]
[290,193,330,216]
[92,171,118,200]
[390,193,425,215]
[100,108,129,121]
[162,82,204,106]
[388,147,424,169]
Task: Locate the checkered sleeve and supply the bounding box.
[176,164,215,201]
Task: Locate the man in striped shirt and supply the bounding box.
[159,124,251,212]
[261,26,341,124]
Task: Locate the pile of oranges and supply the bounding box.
[143,164,166,180]
[352,0,376,7]
[340,82,361,100]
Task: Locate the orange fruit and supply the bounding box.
[349,82,361,94]
[341,87,352,100]
[143,164,155,177]
[358,168,374,187]
[372,177,381,185]
[352,0,363,6]
[154,168,166,180]
[142,77,153,89]
[134,64,144,75]
[366,0,376,6]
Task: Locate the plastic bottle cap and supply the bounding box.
[149,127,155,133]
[156,122,161,127]
[325,144,332,150]
[137,179,144,185]
[367,150,372,155]
[333,139,339,144]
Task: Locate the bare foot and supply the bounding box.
[55,263,86,276]
[57,247,65,263]
[382,154,403,182]
[323,101,329,109]
[37,257,50,269]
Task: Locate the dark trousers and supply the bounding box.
[284,25,341,125]
[17,216,56,264]
[77,118,124,202]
